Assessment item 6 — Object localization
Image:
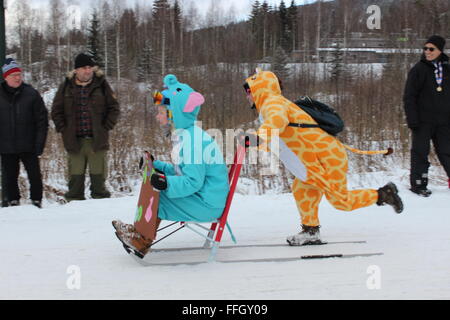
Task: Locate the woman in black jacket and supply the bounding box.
[0,59,48,208]
[403,35,450,197]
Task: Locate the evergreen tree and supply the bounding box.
[249,0,261,34]
[120,9,138,78]
[329,41,345,83]
[288,0,297,51]
[137,39,155,82]
[260,1,271,59]
[278,0,291,52]
[249,0,262,59]
[271,46,290,80]
[172,0,183,62]
[152,0,171,75]
[87,9,104,68]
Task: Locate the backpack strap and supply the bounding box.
[288,122,320,129]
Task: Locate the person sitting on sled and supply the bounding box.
[241,69,404,246]
[113,74,230,256]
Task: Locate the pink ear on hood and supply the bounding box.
[183,92,205,113]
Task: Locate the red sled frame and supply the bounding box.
[150,144,246,262]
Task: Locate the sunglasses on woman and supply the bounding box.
[423,46,436,52]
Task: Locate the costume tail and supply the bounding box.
[343,145,393,156]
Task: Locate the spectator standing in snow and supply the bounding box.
[0,58,48,208]
[403,35,450,197]
[51,53,120,202]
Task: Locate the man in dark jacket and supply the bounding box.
[403,35,450,197]
[0,58,48,208]
[51,53,120,202]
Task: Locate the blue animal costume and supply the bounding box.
[153,75,230,222]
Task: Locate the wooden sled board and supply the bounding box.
[134,152,160,240]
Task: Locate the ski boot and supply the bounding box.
[115,230,152,259]
[377,182,404,213]
[112,220,136,234]
[287,225,322,246]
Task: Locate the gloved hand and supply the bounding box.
[150,168,167,191]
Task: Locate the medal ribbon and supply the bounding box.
[432,61,443,89]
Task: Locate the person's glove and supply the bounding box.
[238,132,260,148]
[150,168,167,191]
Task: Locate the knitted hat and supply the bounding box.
[74,53,95,69]
[425,35,446,52]
[2,58,22,78]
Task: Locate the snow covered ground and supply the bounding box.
[1,177,449,300]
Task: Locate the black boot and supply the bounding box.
[65,175,86,202]
[9,200,20,206]
[90,174,111,199]
[377,182,404,214]
[32,200,42,209]
[410,173,432,197]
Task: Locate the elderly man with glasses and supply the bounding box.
[403,35,450,196]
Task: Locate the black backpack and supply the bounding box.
[289,96,344,136]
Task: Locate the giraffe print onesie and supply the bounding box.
[245,70,388,227]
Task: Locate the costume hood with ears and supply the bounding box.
[162,74,205,130]
[244,69,282,112]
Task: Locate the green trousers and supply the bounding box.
[64,138,111,201]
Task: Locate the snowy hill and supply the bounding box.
[1,178,449,300]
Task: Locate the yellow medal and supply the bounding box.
[437,86,443,92]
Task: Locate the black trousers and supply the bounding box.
[410,123,450,187]
[1,153,43,202]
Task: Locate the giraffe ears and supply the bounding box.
[251,68,262,80]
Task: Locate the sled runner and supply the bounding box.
[129,242,382,267]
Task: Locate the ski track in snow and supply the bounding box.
[1,183,450,300]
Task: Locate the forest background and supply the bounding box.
[4,0,450,200]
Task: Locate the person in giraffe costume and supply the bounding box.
[242,70,404,246]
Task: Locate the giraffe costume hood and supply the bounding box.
[244,70,396,227]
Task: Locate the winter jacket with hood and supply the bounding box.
[51,67,120,153]
[404,53,450,128]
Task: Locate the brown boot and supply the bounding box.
[112,220,136,234]
[377,182,404,213]
[117,230,153,256]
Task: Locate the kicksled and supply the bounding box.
[115,145,383,266]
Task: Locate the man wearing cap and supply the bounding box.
[404,35,450,196]
[51,53,120,202]
[0,58,48,208]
